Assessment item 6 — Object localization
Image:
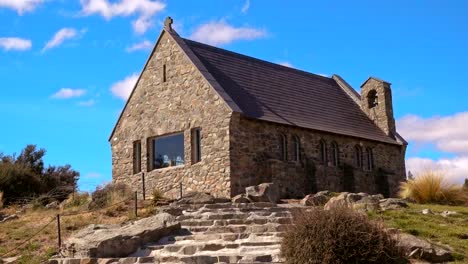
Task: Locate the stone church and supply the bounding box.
[110,17,407,199]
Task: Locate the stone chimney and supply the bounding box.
[360,77,396,137]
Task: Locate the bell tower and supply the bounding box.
[360,77,396,137]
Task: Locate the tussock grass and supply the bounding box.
[399,169,467,205]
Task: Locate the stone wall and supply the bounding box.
[229,113,406,198]
[110,31,232,199]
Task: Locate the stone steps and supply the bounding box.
[130,202,304,263]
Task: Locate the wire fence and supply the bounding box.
[0,192,139,259]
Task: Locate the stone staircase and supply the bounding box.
[131,202,304,264]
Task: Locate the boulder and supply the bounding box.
[324,192,382,212]
[397,233,453,263]
[45,201,59,209]
[0,214,18,223]
[379,198,408,211]
[175,192,216,205]
[301,193,330,206]
[440,211,457,217]
[422,209,433,215]
[245,183,279,203]
[231,194,251,204]
[62,213,180,258]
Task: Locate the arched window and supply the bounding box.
[292,135,300,162]
[279,134,287,161]
[354,145,363,168]
[367,90,378,108]
[319,140,327,164]
[366,147,374,171]
[331,141,339,167]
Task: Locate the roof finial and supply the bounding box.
[164,16,173,32]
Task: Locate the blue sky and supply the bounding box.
[1,0,467,191]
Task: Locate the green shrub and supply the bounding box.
[281,206,406,264]
[89,183,132,210]
[399,170,466,205]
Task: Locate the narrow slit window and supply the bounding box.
[191,128,202,164]
[133,140,141,174]
[163,64,167,82]
[292,135,300,162]
[355,145,363,168]
[319,140,327,164]
[279,134,287,161]
[331,141,339,167]
[366,147,374,171]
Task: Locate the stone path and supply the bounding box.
[131,202,304,264]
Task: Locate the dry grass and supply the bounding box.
[0,195,150,264]
[0,191,3,209]
[399,169,467,205]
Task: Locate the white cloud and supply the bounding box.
[278,61,293,68]
[241,0,250,14]
[110,73,138,100]
[0,0,44,15]
[406,157,468,184]
[80,0,165,34]
[190,21,267,46]
[398,112,468,184]
[42,28,86,52]
[0,37,32,51]
[51,88,86,99]
[78,99,96,106]
[126,40,152,52]
[398,112,468,155]
[84,172,103,179]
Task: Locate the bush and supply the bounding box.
[89,183,132,210]
[0,145,79,205]
[398,170,466,205]
[152,188,165,203]
[281,206,405,264]
[61,192,90,209]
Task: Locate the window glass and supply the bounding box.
[279,134,287,161]
[153,133,184,169]
[320,140,327,164]
[292,136,300,161]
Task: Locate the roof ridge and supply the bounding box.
[182,38,332,82]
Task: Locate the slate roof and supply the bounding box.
[181,38,399,145]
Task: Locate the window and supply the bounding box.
[319,140,327,164]
[331,141,339,167]
[163,64,167,82]
[292,135,300,162]
[133,140,141,174]
[367,90,378,108]
[191,128,202,164]
[354,145,363,168]
[279,134,287,161]
[150,133,184,170]
[366,147,374,171]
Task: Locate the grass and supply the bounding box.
[368,203,468,263]
[399,169,468,205]
[0,197,155,264]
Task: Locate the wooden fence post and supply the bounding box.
[179,183,183,200]
[141,172,146,200]
[134,191,138,218]
[57,214,62,251]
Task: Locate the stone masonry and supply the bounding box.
[111,31,233,198]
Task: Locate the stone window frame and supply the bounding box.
[319,139,328,165]
[292,135,300,162]
[279,133,288,161]
[365,147,374,171]
[354,145,363,169]
[147,131,186,172]
[330,141,339,167]
[191,127,202,164]
[133,140,142,174]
